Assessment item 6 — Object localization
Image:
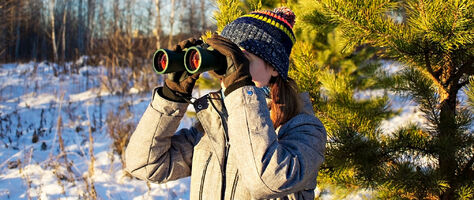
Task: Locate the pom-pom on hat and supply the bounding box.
[221,7,296,80]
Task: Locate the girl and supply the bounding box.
[125,7,327,200]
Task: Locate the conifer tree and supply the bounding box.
[290,0,473,199]
[290,8,397,198]
[212,0,397,198]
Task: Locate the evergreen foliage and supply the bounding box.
[290,0,473,199]
[213,0,473,199]
[289,27,396,199]
[213,0,244,32]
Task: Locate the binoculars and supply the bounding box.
[153,44,227,75]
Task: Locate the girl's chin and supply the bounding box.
[253,81,267,88]
[253,81,262,88]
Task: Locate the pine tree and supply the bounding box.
[290,12,397,199]
[290,0,473,199]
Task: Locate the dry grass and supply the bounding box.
[18,148,33,200]
[106,101,135,169]
[85,108,98,200]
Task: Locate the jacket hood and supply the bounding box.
[299,92,315,116]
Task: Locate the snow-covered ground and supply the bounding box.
[0,60,467,199]
[0,61,193,199]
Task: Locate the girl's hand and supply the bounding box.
[206,34,254,96]
[162,38,202,102]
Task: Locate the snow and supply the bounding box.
[0,61,192,199]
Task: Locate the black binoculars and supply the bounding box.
[153,44,227,75]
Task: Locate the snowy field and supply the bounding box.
[0,60,449,199]
[0,61,193,199]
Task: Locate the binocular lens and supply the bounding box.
[153,46,225,75]
[153,49,185,74]
[189,50,200,71]
[158,52,167,71]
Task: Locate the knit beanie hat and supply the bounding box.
[221,7,296,80]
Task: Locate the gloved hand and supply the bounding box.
[162,38,203,102]
[206,34,254,96]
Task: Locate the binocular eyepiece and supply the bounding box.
[153,44,227,75]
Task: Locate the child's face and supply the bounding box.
[243,51,278,88]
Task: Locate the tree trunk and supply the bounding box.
[61,2,67,64]
[154,0,161,49]
[189,0,196,34]
[200,0,206,31]
[438,69,459,200]
[113,0,119,31]
[87,0,96,53]
[178,0,186,34]
[76,0,84,55]
[168,0,175,48]
[50,0,58,63]
[98,0,105,39]
[438,102,457,200]
[14,0,21,60]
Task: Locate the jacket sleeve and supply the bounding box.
[224,86,327,199]
[125,87,200,183]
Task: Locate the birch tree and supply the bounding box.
[61,1,68,63]
[200,0,206,31]
[50,0,58,63]
[87,0,96,52]
[154,0,161,49]
[168,0,176,48]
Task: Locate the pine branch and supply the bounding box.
[423,46,443,87]
[447,1,461,42]
[314,0,392,45]
[387,124,435,157]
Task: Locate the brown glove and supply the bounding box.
[162,38,202,102]
[206,34,254,96]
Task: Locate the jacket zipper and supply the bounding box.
[209,95,230,199]
[199,153,212,200]
[230,171,239,200]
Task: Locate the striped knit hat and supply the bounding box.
[221,7,296,80]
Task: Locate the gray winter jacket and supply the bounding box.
[125,85,327,200]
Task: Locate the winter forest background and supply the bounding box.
[0,0,472,199]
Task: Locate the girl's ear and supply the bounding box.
[270,67,279,77]
[266,63,279,77]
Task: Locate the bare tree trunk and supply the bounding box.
[98,0,105,39]
[113,0,119,31]
[61,2,68,64]
[178,0,186,34]
[200,0,206,31]
[110,0,121,77]
[126,0,134,68]
[50,0,58,63]
[14,0,21,60]
[27,0,43,61]
[87,0,96,53]
[189,0,196,35]
[126,0,133,35]
[77,0,85,55]
[154,0,161,49]
[0,1,5,60]
[168,0,176,48]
